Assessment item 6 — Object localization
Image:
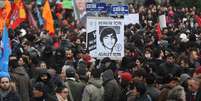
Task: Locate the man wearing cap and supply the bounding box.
[64,67,85,101]
[0,76,20,101]
[119,72,132,101]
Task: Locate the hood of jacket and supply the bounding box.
[13,66,28,76]
[102,69,114,82]
[36,69,51,82]
[88,78,103,88]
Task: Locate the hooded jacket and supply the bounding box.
[82,78,104,101]
[102,70,121,101]
[11,66,30,101]
[32,69,56,94]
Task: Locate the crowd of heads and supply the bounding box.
[0,0,201,101]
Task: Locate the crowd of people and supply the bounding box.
[0,0,201,101]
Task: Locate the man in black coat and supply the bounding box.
[158,53,182,83]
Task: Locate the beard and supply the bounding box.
[1,86,10,91]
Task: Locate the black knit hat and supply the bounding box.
[65,67,76,77]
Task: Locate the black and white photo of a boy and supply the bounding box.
[99,27,118,53]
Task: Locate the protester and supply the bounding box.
[30,82,57,101]
[54,85,70,101]
[64,67,85,101]
[102,69,121,101]
[158,53,182,83]
[82,68,104,101]
[10,56,31,101]
[187,78,201,101]
[0,0,201,101]
[31,68,56,95]
[0,76,20,101]
[127,82,152,101]
[145,73,161,101]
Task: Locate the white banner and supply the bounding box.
[87,17,124,60]
[159,15,167,29]
[124,14,139,25]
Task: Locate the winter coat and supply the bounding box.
[158,85,171,101]
[167,85,186,101]
[102,70,121,101]
[149,58,164,74]
[31,69,56,95]
[82,78,104,101]
[158,63,182,83]
[11,66,31,101]
[0,90,20,101]
[64,78,85,101]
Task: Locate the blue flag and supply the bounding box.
[36,7,44,26]
[0,25,11,73]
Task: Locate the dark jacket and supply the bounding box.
[196,89,201,101]
[127,94,152,101]
[0,90,20,101]
[158,63,182,83]
[146,84,160,101]
[82,78,104,101]
[30,94,57,101]
[102,70,121,101]
[11,66,31,101]
[31,69,56,95]
[150,58,164,74]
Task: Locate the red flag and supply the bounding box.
[195,15,201,27]
[156,23,162,40]
[9,0,26,30]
